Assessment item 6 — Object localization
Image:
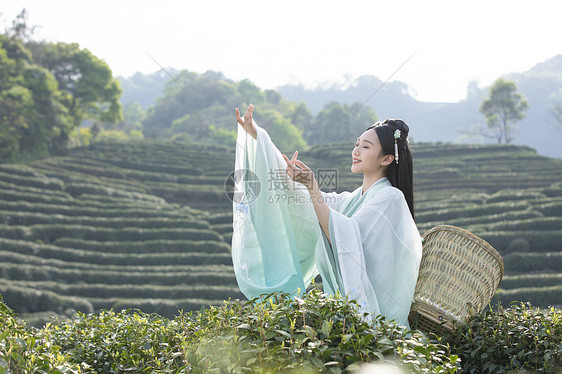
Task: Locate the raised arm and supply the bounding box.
[283,151,331,244]
[235,104,257,140]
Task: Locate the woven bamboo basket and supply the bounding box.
[408,225,504,334]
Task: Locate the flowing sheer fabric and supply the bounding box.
[231,121,422,327]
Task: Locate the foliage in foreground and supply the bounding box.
[1,291,561,373]
[444,302,561,374]
[1,290,458,373]
[0,293,80,373]
[180,290,459,373]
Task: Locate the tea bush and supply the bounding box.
[5,280,242,300]
[1,212,208,230]
[0,283,93,314]
[0,238,231,267]
[0,245,232,269]
[49,309,189,373]
[1,290,460,373]
[492,286,562,309]
[444,302,561,373]
[27,224,221,243]
[417,210,543,232]
[503,252,562,273]
[180,289,460,373]
[0,200,188,218]
[0,294,81,373]
[478,231,562,253]
[485,189,547,204]
[416,201,532,222]
[0,189,72,205]
[0,262,236,286]
[0,171,64,191]
[536,201,562,216]
[3,290,562,373]
[501,273,562,289]
[52,238,228,254]
[481,217,562,232]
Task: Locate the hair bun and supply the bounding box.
[385,119,409,139]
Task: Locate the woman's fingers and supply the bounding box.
[244,104,254,123]
[284,152,310,171]
[294,159,310,171]
[282,154,294,178]
[235,108,244,126]
[291,150,298,163]
[282,154,315,190]
[284,152,305,171]
[236,105,258,140]
[235,105,254,126]
[282,154,294,168]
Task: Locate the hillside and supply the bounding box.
[0,138,561,323]
[278,54,562,158]
[0,141,240,321]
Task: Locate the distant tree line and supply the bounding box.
[4,9,551,163]
[129,71,534,150]
[138,69,378,151]
[0,10,377,162]
[0,10,122,162]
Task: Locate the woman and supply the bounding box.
[231,104,422,327]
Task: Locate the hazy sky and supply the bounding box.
[2,0,561,102]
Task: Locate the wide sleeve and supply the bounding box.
[231,121,322,299]
[321,190,352,211]
[327,187,422,327]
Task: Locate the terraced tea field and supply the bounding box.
[0,142,240,322]
[0,139,560,323]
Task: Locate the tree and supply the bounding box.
[0,34,73,161]
[289,102,313,131]
[119,69,178,108]
[258,109,307,152]
[551,103,562,128]
[205,125,236,147]
[479,78,529,144]
[4,8,36,42]
[143,70,239,139]
[29,41,122,128]
[112,102,145,133]
[306,102,378,145]
[1,10,122,161]
[237,79,266,105]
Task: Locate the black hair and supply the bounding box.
[366,119,415,220]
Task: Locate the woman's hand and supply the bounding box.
[284,151,329,240]
[235,104,258,140]
[282,151,317,191]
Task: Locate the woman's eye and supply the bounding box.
[363,146,369,149]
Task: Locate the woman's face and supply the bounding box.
[351,129,392,174]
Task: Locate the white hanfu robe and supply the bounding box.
[231,121,422,327]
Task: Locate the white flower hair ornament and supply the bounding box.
[394,129,401,164]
